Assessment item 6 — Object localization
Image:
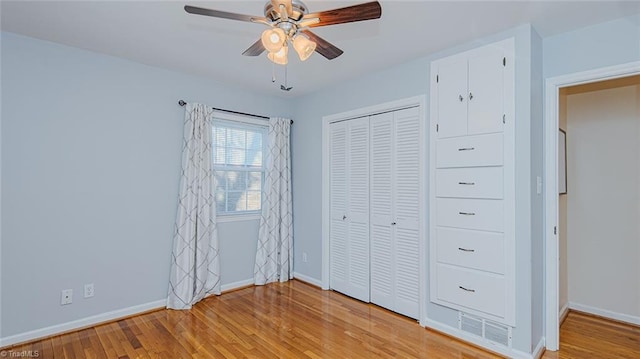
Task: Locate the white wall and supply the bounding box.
[0,32,290,340]
[565,84,640,320]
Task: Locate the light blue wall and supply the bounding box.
[530,27,545,353]
[544,14,640,78]
[0,32,289,338]
[291,57,430,278]
[291,24,537,353]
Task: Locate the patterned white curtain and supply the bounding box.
[254,117,293,285]
[167,103,221,309]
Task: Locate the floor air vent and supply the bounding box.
[460,313,483,336]
[458,312,512,347]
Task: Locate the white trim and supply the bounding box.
[293,272,323,288]
[424,318,537,359]
[568,302,640,326]
[543,60,640,351]
[321,95,427,305]
[532,337,546,359]
[212,111,268,127]
[220,278,254,292]
[216,213,261,223]
[0,299,166,348]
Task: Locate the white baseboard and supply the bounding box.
[569,302,640,326]
[424,318,539,359]
[0,299,166,348]
[221,278,254,293]
[293,272,323,288]
[559,302,570,325]
[532,337,546,359]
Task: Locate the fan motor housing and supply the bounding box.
[264,0,308,22]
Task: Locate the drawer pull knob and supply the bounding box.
[458,147,475,151]
[458,247,475,252]
[459,286,476,293]
[342,215,347,220]
[391,222,397,225]
[458,182,475,185]
[458,212,476,216]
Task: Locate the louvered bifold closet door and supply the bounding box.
[369,112,395,310]
[329,118,370,302]
[346,118,370,302]
[392,107,422,319]
[329,122,349,295]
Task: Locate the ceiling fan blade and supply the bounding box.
[184,5,267,23]
[301,30,344,60]
[242,39,266,56]
[302,1,381,28]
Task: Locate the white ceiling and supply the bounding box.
[2,1,639,98]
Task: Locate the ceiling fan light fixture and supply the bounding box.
[267,45,289,65]
[293,33,317,61]
[261,28,286,53]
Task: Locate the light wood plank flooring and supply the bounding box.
[3,280,639,358]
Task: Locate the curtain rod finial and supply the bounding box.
[178,100,187,107]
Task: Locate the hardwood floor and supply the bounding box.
[3,280,639,358]
[542,311,640,359]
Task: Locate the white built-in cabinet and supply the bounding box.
[429,38,516,326]
[329,105,423,320]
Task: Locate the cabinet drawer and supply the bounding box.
[436,133,503,168]
[436,167,503,199]
[436,264,506,318]
[436,227,505,274]
[436,198,503,232]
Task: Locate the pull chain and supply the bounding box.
[271,61,276,83]
[280,63,293,91]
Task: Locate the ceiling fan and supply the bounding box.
[184,1,382,65]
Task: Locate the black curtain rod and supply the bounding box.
[178,100,293,124]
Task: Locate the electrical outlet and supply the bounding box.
[61,289,73,305]
[302,252,308,263]
[84,283,94,298]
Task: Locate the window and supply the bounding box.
[213,119,266,215]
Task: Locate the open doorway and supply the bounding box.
[558,76,640,328]
[544,62,640,351]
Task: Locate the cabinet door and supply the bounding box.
[329,122,349,295]
[392,107,421,319]
[467,47,504,135]
[369,112,395,310]
[437,58,468,138]
[346,118,370,302]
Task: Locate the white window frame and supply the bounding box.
[212,111,268,222]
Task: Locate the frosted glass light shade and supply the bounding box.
[261,28,286,53]
[293,34,316,61]
[267,45,288,65]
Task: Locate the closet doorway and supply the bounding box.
[544,62,640,351]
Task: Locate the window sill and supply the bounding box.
[217,213,261,223]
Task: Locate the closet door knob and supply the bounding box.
[459,95,464,102]
[342,215,347,220]
[469,92,474,100]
